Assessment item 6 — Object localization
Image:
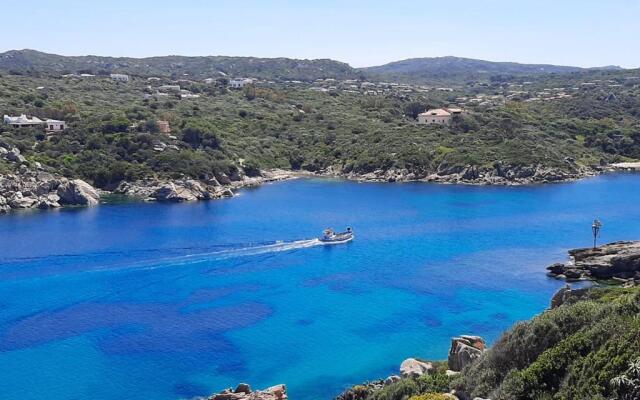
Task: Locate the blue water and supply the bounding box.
[1,174,640,400]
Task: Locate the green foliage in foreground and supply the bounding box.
[453,287,640,400]
[370,371,451,400]
[354,288,640,400]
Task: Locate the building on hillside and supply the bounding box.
[157,120,171,134]
[417,108,465,125]
[4,115,66,133]
[45,119,66,133]
[157,85,181,92]
[229,78,253,89]
[110,73,130,82]
[3,114,44,127]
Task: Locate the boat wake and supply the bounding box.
[170,238,323,264]
[1,238,332,279]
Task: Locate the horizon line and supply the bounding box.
[1,48,635,71]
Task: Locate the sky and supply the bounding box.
[1,0,639,68]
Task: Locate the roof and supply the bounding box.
[420,108,451,117]
[4,114,43,124]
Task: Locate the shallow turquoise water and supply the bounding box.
[1,174,640,399]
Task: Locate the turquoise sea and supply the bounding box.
[1,174,640,399]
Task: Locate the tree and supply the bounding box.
[404,102,428,119]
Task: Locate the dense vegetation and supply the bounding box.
[0,50,358,81]
[0,51,639,190]
[454,287,640,399]
[343,287,640,400]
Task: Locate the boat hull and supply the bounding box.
[319,234,354,244]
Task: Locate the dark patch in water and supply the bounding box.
[296,318,314,326]
[424,316,442,327]
[491,312,509,321]
[173,381,210,398]
[301,272,368,294]
[185,284,263,304]
[0,301,272,353]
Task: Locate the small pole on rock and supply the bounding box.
[591,219,602,249]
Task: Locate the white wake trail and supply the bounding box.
[122,238,324,272]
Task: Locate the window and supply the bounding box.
[50,125,54,130]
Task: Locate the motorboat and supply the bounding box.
[319,227,354,244]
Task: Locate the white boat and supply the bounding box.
[319,227,354,244]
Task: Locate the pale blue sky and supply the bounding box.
[2,0,638,68]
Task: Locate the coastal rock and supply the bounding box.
[235,383,252,394]
[384,375,401,385]
[335,381,383,400]
[400,358,434,378]
[549,285,590,309]
[448,335,486,371]
[210,383,287,400]
[5,147,26,163]
[40,193,61,209]
[57,179,100,206]
[152,181,205,202]
[8,192,38,208]
[0,195,8,213]
[547,241,640,283]
[1,168,100,213]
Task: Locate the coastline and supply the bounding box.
[2,161,638,215]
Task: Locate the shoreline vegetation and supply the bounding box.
[206,243,640,400]
[2,50,640,215]
[2,154,640,214]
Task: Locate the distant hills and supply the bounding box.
[361,56,625,84]
[0,49,359,81]
[0,50,628,84]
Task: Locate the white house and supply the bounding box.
[229,78,253,89]
[4,114,44,127]
[417,108,465,125]
[110,73,130,82]
[4,115,66,133]
[45,119,66,132]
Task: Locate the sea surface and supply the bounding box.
[1,174,640,400]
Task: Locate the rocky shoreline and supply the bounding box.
[0,147,296,213]
[207,383,287,400]
[547,240,640,286]
[2,135,637,215]
[314,161,602,185]
[111,169,294,203]
[0,164,100,214]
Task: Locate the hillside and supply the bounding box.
[1,53,640,197]
[0,49,359,81]
[361,56,624,84]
